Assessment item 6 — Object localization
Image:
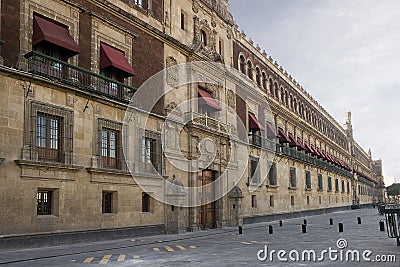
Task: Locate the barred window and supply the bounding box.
[347,181,350,193]
[268,161,277,186]
[37,190,53,215]
[328,176,332,191]
[318,174,323,190]
[250,157,260,184]
[289,167,296,188]
[138,129,162,174]
[305,170,311,189]
[98,119,125,171]
[251,195,257,208]
[27,101,73,164]
[341,180,345,193]
[142,192,151,212]
[335,178,339,192]
[102,191,113,213]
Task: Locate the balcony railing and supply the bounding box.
[24,51,137,103]
[248,133,276,152]
[185,111,230,134]
[278,145,353,178]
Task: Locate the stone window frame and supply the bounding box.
[102,190,118,214]
[136,128,162,175]
[25,101,74,165]
[37,188,59,217]
[142,192,153,213]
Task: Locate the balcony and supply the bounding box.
[185,111,230,134]
[24,51,137,103]
[279,145,353,178]
[248,133,276,152]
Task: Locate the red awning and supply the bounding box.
[33,15,80,56]
[277,128,290,143]
[311,145,321,157]
[296,137,305,151]
[288,133,297,148]
[100,43,136,77]
[266,122,277,138]
[248,113,264,130]
[304,141,315,155]
[198,88,222,110]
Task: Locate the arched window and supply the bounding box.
[285,91,289,106]
[274,82,279,99]
[269,78,274,95]
[262,72,267,89]
[200,29,207,46]
[280,87,284,102]
[289,95,293,109]
[247,60,253,80]
[239,55,245,74]
[256,67,261,86]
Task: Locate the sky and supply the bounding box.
[229,0,400,185]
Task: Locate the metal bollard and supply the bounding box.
[357,217,362,224]
[302,224,307,233]
[303,219,307,225]
[330,218,334,225]
[239,226,243,235]
[338,223,344,232]
[269,225,273,234]
[379,220,385,232]
[279,220,283,227]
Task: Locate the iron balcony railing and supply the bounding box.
[185,111,230,134]
[24,51,137,103]
[278,145,353,178]
[248,133,276,152]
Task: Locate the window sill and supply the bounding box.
[305,188,312,191]
[102,213,116,216]
[0,157,5,164]
[266,184,279,188]
[317,189,324,192]
[86,167,131,176]
[15,159,82,171]
[288,186,297,190]
[142,212,153,214]
[37,215,58,219]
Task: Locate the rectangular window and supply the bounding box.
[142,192,151,212]
[328,176,332,191]
[289,167,296,188]
[341,180,345,193]
[251,195,257,208]
[318,174,323,190]
[305,170,311,189]
[36,112,63,162]
[268,162,277,186]
[28,102,73,165]
[269,195,274,207]
[307,196,310,205]
[37,190,53,215]
[102,192,113,213]
[139,130,162,174]
[291,196,295,206]
[250,157,260,184]
[98,119,124,170]
[335,178,339,192]
[181,12,185,30]
[347,181,350,194]
[219,38,224,56]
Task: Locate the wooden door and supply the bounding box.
[199,170,215,229]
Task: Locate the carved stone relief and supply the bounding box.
[166,56,179,87]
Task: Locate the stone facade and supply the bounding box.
[0,0,384,237]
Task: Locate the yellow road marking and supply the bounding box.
[165,246,175,252]
[189,246,197,249]
[133,255,141,259]
[99,254,112,264]
[176,245,186,250]
[131,239,136,242]
[153,248,160,252]
[83,257,94,263]
[117,254,125,262]
[158,240,163,243]
[251,241,258,243]
[241,242,253,245]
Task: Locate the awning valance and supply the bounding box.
[33,15,80,56]
[248,113,264,130]
[100,43,136,77]
[277,128,290,144]
[198,88,222,110]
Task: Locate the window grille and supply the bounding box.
[289,167,296,188]
[102,191,113,213]
[268,161,277,186]
[37,190,53,215]
[137,129,162,174]
[27,101,73,164]
[98,119,126,171]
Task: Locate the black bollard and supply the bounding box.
[357,217,362,224]
[304,219,307,225]
[239,226,243,235]
[279,220,283,227]
[302,224,307,233]
[269,225,273,234]
[330,218,334,225]
[338,223,344,232]
[379,220,385,232]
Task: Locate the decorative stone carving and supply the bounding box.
[192,1,199,13]
[227,89,236,110]
[165,102,182,115]
[166,56,179,87]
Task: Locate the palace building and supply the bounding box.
[0,0,384,238]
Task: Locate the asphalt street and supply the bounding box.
[0,208,399,266]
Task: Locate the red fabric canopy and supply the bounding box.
[100,43,136,77]
[266,122,277,138]
[248,113,264,130]
[288,133,297,148]
[33,15,80,56]
[198,88,222,110]
[296,137,305,151]
[304,141,315,155]
[277,128,290,143]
